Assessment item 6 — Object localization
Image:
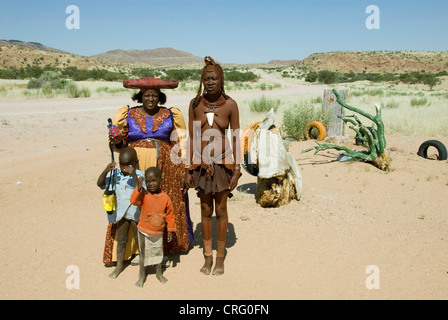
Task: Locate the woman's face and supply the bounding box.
[203,70,221,95]
[142,89,159,113]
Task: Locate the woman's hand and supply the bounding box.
[184,172,194,189]
[228,170,241,191]
[180,177,187,193]
[109,133,123,145]
[167,232,174,242]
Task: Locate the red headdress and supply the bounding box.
[123,77,179,93]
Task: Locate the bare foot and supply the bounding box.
[157,274,168,284]
[200,255,213,275]
[212,257,224,276]
[135,277,145,288]
[109,267,123,279]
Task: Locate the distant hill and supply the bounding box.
[0,39,70,54]
[2,39,448,75]
[268,59,300,66]
[296,51,448,74]
[0,39,102,70]
[91,48,204,66]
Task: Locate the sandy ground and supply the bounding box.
[0,83,447,300]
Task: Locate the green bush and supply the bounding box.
[282,102,330,140]
[410,97,428,107]
[224,70,258,82]
[163,69,201,82]
[311,96,322,104]
[305,71,318,82]
[317,70,339,84]
[41,82,53,97]
[132,68,163,78]
[78,87,91,97]
[64,82,90,98]
[26,71,68,89]
[381,101,399,109]
[249,95,281,113]
[368,89,384,97]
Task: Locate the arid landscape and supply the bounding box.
[0,62,447,300]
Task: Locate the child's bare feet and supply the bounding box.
[135,276,145,288]
[155,264,167,284]
[156,274,168,284]
[200,255,213,275]
[212,257,224,276]
[109,267,123,279]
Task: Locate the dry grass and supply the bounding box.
[338,80,448,137]
[1,72,447,138]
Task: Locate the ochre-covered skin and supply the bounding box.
[186,57,241,276]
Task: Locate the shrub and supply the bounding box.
[368,89,384,97]
[41,82,53,97]
[224,70,258,82]
[132,68,163,78]
[63,81,90,98]
[26,71,68,89]
[311,96,322,104]
[317,70,339,84]
[381,101,399,109]
[305,71,318,82]
[282,102,330,140]
[78,87,91,97]
[163,69,201,82]
[64,82,80,98]
[249,95,281,113]
[410,97,428,107]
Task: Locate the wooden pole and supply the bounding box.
[323,89,348,136]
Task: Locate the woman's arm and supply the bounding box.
[229,100,242,191]
[185,100,195,188]
[111,105,130,151]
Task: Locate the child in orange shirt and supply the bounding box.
[130,167,176,287]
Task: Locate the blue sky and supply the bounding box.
[0,0,447,64]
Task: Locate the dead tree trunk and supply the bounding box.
[303,89,391,171]
[323,89,347,136]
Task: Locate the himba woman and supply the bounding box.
[185,57,242,276]
[103,77,193,271]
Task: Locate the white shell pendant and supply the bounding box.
[206,112,215,127]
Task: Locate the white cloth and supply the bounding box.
[256,109,302,199]
[138,230,163,266]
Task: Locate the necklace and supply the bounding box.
[202,95,226,109]
[203,95,225,127]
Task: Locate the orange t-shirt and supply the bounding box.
[130,188,176,236]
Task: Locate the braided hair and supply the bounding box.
[192,56,231,108]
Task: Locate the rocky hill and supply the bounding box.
[0,40,70,54]
[91,47,203,66]
[0,40,102,70]
[268,59,300,66]
[296,51,448,74]
[2,40,448,74]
